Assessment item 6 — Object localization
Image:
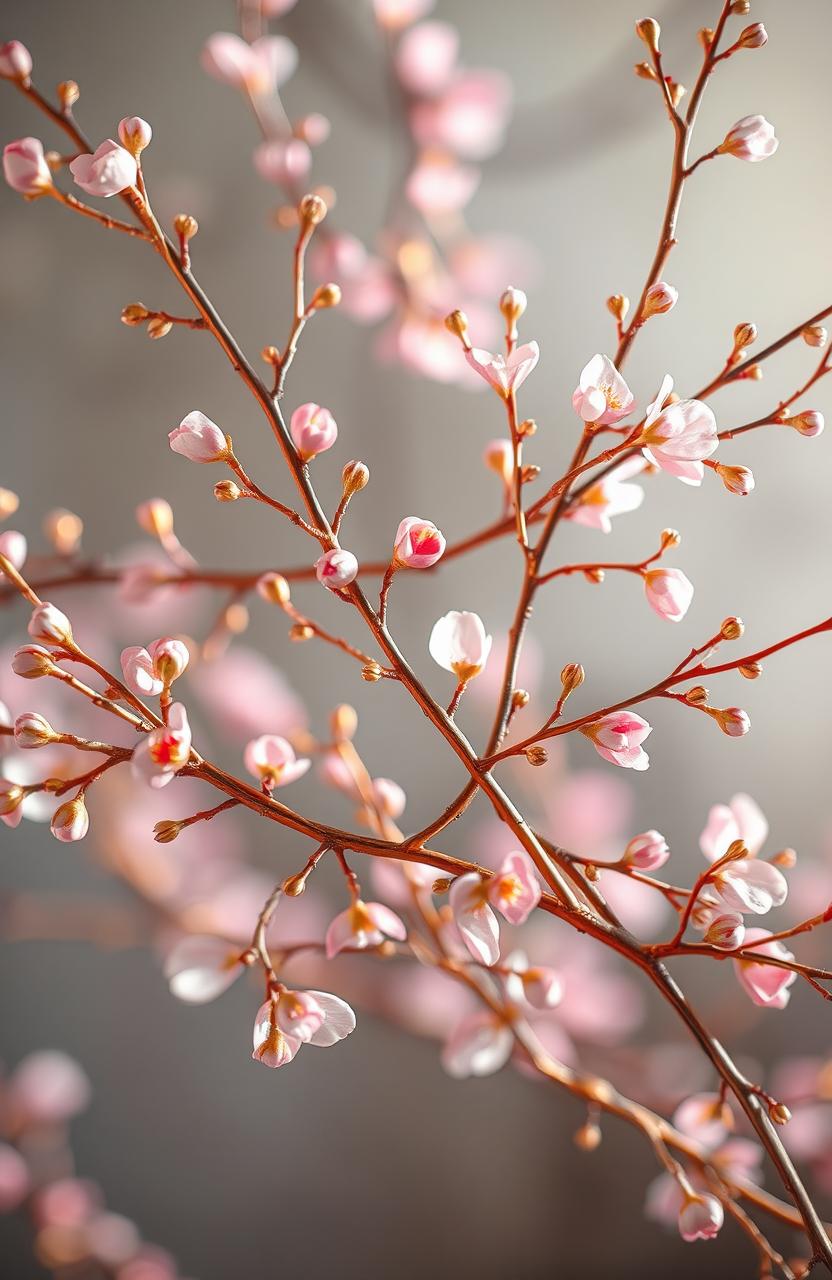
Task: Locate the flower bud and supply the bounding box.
[511,689,530,711]
[715,707,751,737]
[606,294,630,322]
[642,280,678,318]
[58,80,80,109]
[737,23,767,49]
[256,572,291,606]
[623,830,669,871]
[0,487,19,519]
[733,322,757,349]
[721,616,744,641]
[299,193,327,226]
[769,1103,791,1126]
[13,712,56,748]
[331,704,358,742]
[43,509,83,556]
[261,344,280,366]
[152,637,190,684]
[715,463,754,496]
[136,498,174,539]
[634,61,657,81]
[499,286,527,325]
[173,213,199,241]
[12,645,58,679]
[739,661,762,679]
[560,663,585,696]
[290,623,314,642]
[660,528,681,551]
[684,685,709,705]
[51,797,89,843]
[802,325,827,348]
[121,303,150,326]
[0,41,33,82]
[730,0,750,12]
[574,1122,602,1152]
[525,746,548,767]
[315,548,359,590]
[0,781,24,816]
[309,283,341,310]
[704,912,745,950]
[361,661,383,683]
[147,316,173,340]
[283,870,308,896]
[444,309,469,346]
[342,460,370,498]
[635,18,660,52]
[153,819,184,843]
[118,116,152,156]
[28,603,73,647]
[214,480,242,502]
[771,847,797,869]
[787,411,824,438]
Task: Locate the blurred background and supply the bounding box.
[2,0,832,1275]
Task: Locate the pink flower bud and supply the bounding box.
[393,517,446,569]
[244,734,310,787]
[169,411,229,462]
[643,567,694,623]
[503,951,563,1010]
[0,41,33,81]
[69,139,138,197]
[429,610,492,681]
[3,137,52,195]
[623,829,670,871]
[164,935,245,1003]
[719,115,778,162]
[325,900,407,958]
[289,402,338,461]
[704,912,745,949]
[788,411,824,438]
[734,928,797,1008]
[150,636,190,683]
[738,22,767,49]
[118,116,153,155]
[12,645,57,679]
[465,341,539,398]
[50,796,89,842]
[9,1051,90,1124]
[441,1012,514,1079]
[716,707,751,737]
[642,280,678,318]
[131,703,192,788]
[13,712,56,748]
[315,548,359,590]
[372,777,406,818]
[483,438,514,486]
[136,497,175,538]
[581,711,652,771]
[202,32,298,97]
[121,646,163,697]
[715,462,754,496]
[0,529,27,571]
[28,602,73,646]
[253,137,311,186]
[678,1193,724,1242]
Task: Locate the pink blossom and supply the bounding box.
[581,711,652,771]
[393,516,446,568]
[131,702,192,788]
[716,463,754,496]
[164,934,246,1003]
[373,777,407,818]
[678,1193,724,1242]
[566,456,645,532]
[789,410,825,438]
[643,567,694,622]
[244,734,310,787]
[465,341,539,397]
[0,1144,29,1212]
[503,950,563,1010]
[642,280,678,318]
[715,858,788,915]
[3,137,52,195]
[253,137,311,186]
[118,116,152,155]
[704,912,745,950]
[429,610,492,681]
[640,375,717,484]
[252,1001,301,1068]
[9,1050,91,1124]
[69,139,137,197]
[623,830,669,871]
[483,437,513,487]
[120,637,189,696]
[449,851,541,964]
[490,850,541,924]
[406,159,479,215]
[275,987,356,1045]
[11,645,57,679]
[700,793,768,862]
[441,1012,513,1078]
[0,529,27,571]
[201,33,298,96]
[395,21,459,95]
[169,410,229,462]
[720,115,778,162]
[14,711,55,748]
[50,797,89,842]
[572,353,634,426]
[0,41,33,81]
[325,899,407,958]
[28,601,72,646]
[290,402,338,461]
[673,1092,731,1149]
[734,928,797,1008]
[411,70,512,160]
[717,707,751,737]
[315,547,359,590]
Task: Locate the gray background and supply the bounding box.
[2,1,831,1276]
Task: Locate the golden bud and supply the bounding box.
[0,487,20,520]
[331,703,358,742]
[668,81,685,108]
[121,302,150,326]
[298,193,327,226]
[771,847,797,869]
[684,685,709,705]
[739,661,762,680]
[634,61,657,81]
[147,316,173,340]
[43,508,83,556]
[802,324,828,348]
[769,1103,791,1126]
[173,213,199,240]
[342,459,370,497]
[136,497,174,539]
[698,27,714,50]
[721,616,744,641]
[361,661,383,683]
[290,623,314,642]
[283,871,309,896]
[606,294,630,321]
[444,309,469,343]
[256,572,291,605]
[660,527,681,551]
[733,322,757,349]
[584,863,599,883]
[57,80,80,109]
[499,286,527,324]
[574,1122,602,1152]
[635,17,660,52]
[560,663,585,696]
[518,418,537,438]
[730,0,750,13]
[310,283,341,310]
[153,820,184,844]
[224,603,249,634]
[261,345,281,365]
[525,746,549,767]
[520,464,540,484]
[725,839,749,861]
[0,784,24,815]
[584,568,605,584]
[511,688,530,710]
[214,480,242,503]
[742,363,763,381]
[432,877,452,895]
